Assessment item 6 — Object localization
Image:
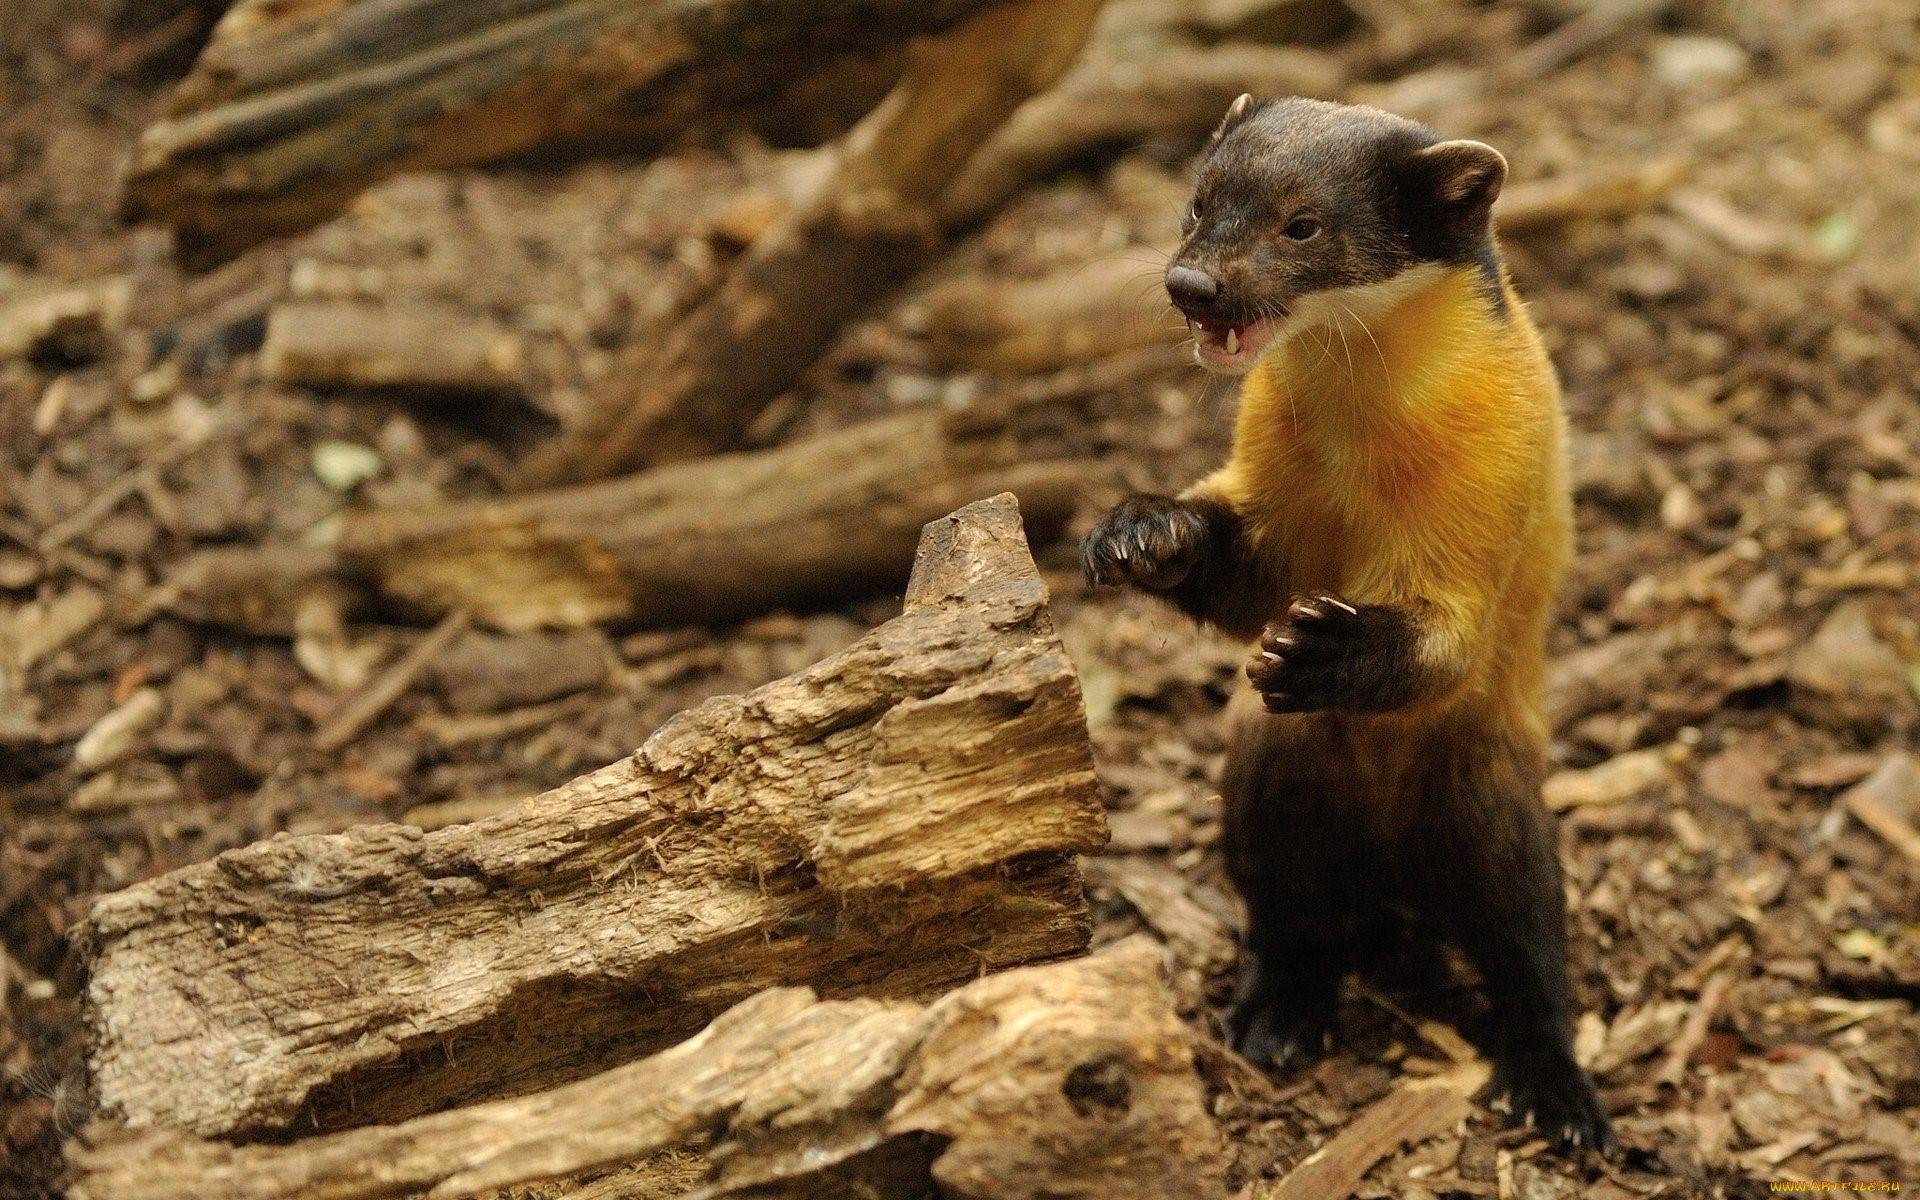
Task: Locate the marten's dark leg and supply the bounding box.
[1219,708,1372,1066]
[1081,493,1276,637]
[1226,898,1346,1066]
[1415,723,1614,1151]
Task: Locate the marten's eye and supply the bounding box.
[1282,215,1324,242]
[1186,198,1203,225]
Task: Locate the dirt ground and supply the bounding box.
[4,0,1919,1197]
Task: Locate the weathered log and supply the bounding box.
[82,495,1108,1139]
[155,400,1094,634]
[518,0,1109,486]
[69,940,1228,1200]
[123,0,1016,268]
[259,300,526,396]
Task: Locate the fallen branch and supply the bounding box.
[82,495,1107,1138]
[518,0,1109,485]
[1653,968,1733,1090]
[0,273,130,365]
[259,300,525,397]
[69,940,1227,1200]
[122,0,1015,268]
[156,401,1093,634]
[531,34,1336,478]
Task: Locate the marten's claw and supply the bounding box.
[1081,495,1207,591]
[1248,595,1419,712]
[1480,1051,1617,1157]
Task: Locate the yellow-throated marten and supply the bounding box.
[1084,96,1612,1151]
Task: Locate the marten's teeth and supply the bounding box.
[1225,327,1240,354]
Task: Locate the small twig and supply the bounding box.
[312,611,469,752]
[1353,984,1479,1065]
[39,428,215,553]
[1652,968,1732,1090]
[413,693,593,748]
[1668,933,1746,995]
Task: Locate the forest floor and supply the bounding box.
[4,0,1919,1197]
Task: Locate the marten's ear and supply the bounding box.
[1209,93,1258,145]
[1410,140,1507,210]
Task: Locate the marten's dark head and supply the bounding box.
[1167,96,1507,374]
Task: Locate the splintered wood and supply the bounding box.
[68,941,1228,1200]
[81,496,1107,1139]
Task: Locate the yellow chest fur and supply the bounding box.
[1200,263,1571,721]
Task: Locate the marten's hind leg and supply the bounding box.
[1219,708,1382,1066]
[1414,723,1614,1151]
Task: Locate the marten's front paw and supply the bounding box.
[1247,595,1416,713]
[1082,495,1208,590]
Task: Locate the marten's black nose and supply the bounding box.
[1165,265,1220,311]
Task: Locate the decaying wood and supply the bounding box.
[156,400,1092,634]
[536,33,1335,455]
[69,940,1228,1200]
[1258,1064,1487,1200]
[519,0,1109,486]
[82,495,1107,1139]
[259,300,525,396]
[122,0,1014,268]
[1507,0,1673,77]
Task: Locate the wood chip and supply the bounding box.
[73,687,166,774]
[1653,968,1733,1089]
[1086,856,1237,975]
[1259,1064,1489,1200]
[1543,746,1677,811]
[1839,752,1920,867]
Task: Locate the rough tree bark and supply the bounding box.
[122,0,1012,268]
[83,496,1108,1139]
[154,401,1093,634]
[68,940,1228,1200]
[515,0,1109,486]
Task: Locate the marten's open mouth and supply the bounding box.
[1189,314,1282,373]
